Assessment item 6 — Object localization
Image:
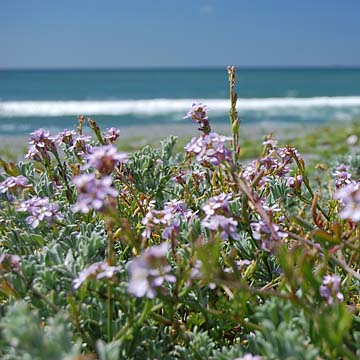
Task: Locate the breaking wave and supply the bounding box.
[1,97,360,117]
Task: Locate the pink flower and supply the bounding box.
[73,261,120,289]
[334,182,360,221]
[128,243,176,298]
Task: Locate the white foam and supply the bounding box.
[1,96,360,117]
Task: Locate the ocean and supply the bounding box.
[1,68,360,136]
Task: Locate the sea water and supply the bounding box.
[1,68,360,135]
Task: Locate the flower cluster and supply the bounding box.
[202,215,239,240]
[334,182,360,221]
[56,129,77,146]
[72,174,118,213]
[251,220,288,251]
[68,134,92,156]
[287,175,303,190]
[184,103,211,134]
[185,132,233,166]
[141,200,194,239]
[73,261,120,289]
[17,196,63,228]
[103,127,121,143]
[0,175,30,194]
[201,193,239,240]
[319,274,344,305]
[333,164,353,189]
[128,243,176,298]
[26,128,57,162]
[83,145,128,174]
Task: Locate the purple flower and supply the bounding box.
[184,103,211,134]
[202,193,233,217]
[334,182,360,221]
[287,175,303,190]
[56,129,77,146]
[29,128,56,151]
[69,135,92,156]
[319,274,344,305]
[17,196,63,228]
[0,176,29,193]
[333,168,353,189]
[251,220,287,251]
[235,355,262,360]
[0,254,20,272]
[128,243,176,298]
[72,174,119,213]
[73,261,120,289]
[202,215,239,240]
[103,127,121,143]
[141,208,173,239]
[83,145,128,174]
[185,132,233,166]
[278,146,300,164]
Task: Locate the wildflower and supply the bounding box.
[185,132,232,166]
[141,208,173,238]
[346,134,358,146]
[287,175,303,190]
[224,259,251,273]
[73,261,120,289]
[142,199,195,239]
[69,134,92,156]
[184,103,211,134]
[17,196,63,228]
[333,165,353,189]
[72,174,118,213]
[202,215,239,240]
[320,274,344,304]
[162,218,180,240]
[172,169,187,185]
[334,182,360,221]
[25,145,42,161]
[103,127,121,143]
[235,355,262,360]
[56,129,76,146]
[202,193,233,217]
[251,220,288,251]
[164,199,194,219]
[262,137,278,148]
[0,175,29,193]
[0,254,20,272]
[278,146,300,164]
[83,145,128,174]
[128,243,176,298]
[29,128,56,152]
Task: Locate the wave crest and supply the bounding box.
[1,97,360,117]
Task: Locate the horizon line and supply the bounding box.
[1,65,360,72]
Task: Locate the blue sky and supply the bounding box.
[1,0,360,68]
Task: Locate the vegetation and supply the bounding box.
[1,68,360,359]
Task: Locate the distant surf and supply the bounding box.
[1,96,360,117]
